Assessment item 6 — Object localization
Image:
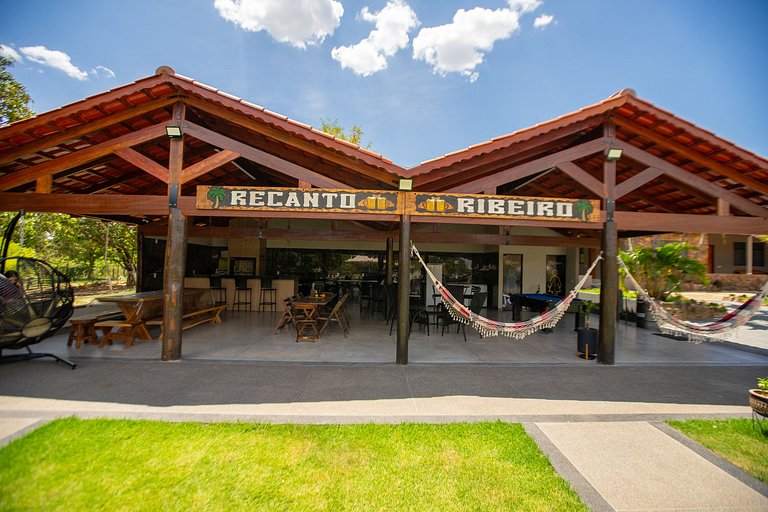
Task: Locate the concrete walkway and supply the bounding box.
[1,359,767,511]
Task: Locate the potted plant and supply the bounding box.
[577,301,599,360]
[749,377,768,420]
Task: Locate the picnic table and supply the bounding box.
[94,289,207,347]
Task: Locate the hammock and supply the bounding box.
[618,256,768,342]
[411,244,603,339]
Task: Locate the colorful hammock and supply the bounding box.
[411,244,603,339]
[618,256,768,342]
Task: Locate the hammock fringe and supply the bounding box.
[618,257,768,342]
[412,243,603,340]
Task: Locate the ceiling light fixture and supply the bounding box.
[165,125,183,138]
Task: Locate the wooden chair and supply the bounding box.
[274,297,295,334]
[318,294,350,337]
[291,302,320,342]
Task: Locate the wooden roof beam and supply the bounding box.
[114,148,170,183]
[613,116,768,196]
[183,96,402,188]
[184,122,347,189]
[446,138,606,194]
[0,124,167,191]
[555,161,605,198]
[616,211,768,235]
[0,98,176,166]
[180,149,239,184]
[616,141,768,218]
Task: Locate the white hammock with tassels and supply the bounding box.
[411,244,603,339]
[618,256,768,342]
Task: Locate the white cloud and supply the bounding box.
[533,14,554,29]
[91,65,116,78]
[412,0,542,82]
[19,45,88,80]
[332,0,420,76]
[0,44,21,62]
[214,0,343,49]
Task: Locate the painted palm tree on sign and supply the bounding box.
[207,186,226,209]
[575,199,593,221]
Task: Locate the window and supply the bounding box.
[733,241,765,267]
[734,242,746,266]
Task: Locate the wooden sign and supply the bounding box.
[196,186,399,215]
[408,193,600,222]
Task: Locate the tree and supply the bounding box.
[0,212,137,285]
[0,55,34,126]
[320,118,371,148]
[620,242,709,300]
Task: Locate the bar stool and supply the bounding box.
[258,277,277,312]
[208,276,226,306]
[232,276,252,312]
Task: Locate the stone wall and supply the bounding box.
[682,273,768,291]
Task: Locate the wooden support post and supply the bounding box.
[162,207,187,361]
[386,237,394,285]
[396,215,410,365]
[598,213,617,365]
[598,121,617,364]
[747,235,753,275]
[162,102,186,362]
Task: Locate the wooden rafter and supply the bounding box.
[618,120,768,197]
[616,141,768,218]
[447,139,605,194]
[0,124,167,191]
[114,147,170,183]
[180,149,239,184]
[181,95,402,188]
[184,122,348,189]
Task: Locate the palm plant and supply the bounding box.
[620,242,708,300]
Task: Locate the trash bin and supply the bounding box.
[636,297,647,329]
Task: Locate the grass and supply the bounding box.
[0,418,587,512]
[667,418,768,484]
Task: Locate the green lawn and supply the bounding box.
[667,418,768,484]
[0,418,587,512]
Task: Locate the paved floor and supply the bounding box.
[1,306,767,511]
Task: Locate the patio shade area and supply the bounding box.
[1,66,767,363]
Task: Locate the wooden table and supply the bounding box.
[293,293,336,319]
[96,289,205,340]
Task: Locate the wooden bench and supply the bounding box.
[94,320,140,349]
[145,305,226,342]
[67,311,124,348]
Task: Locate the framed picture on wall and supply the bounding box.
[231,257,256,276]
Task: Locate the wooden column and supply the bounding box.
[599,122,618,365]
[386,237,394,285]
[396,215,410,364]
[162,102,186,361]
[746,235,753,275]
[162,208,187,361]
[598,209,617,365]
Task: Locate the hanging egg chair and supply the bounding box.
[0,212,76,368]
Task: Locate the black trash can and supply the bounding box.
[636,297,647,329]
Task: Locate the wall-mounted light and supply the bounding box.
[398,178,413,191]
[605,148,622,161]
[165,125,183,138]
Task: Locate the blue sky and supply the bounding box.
[2,0,767,168]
